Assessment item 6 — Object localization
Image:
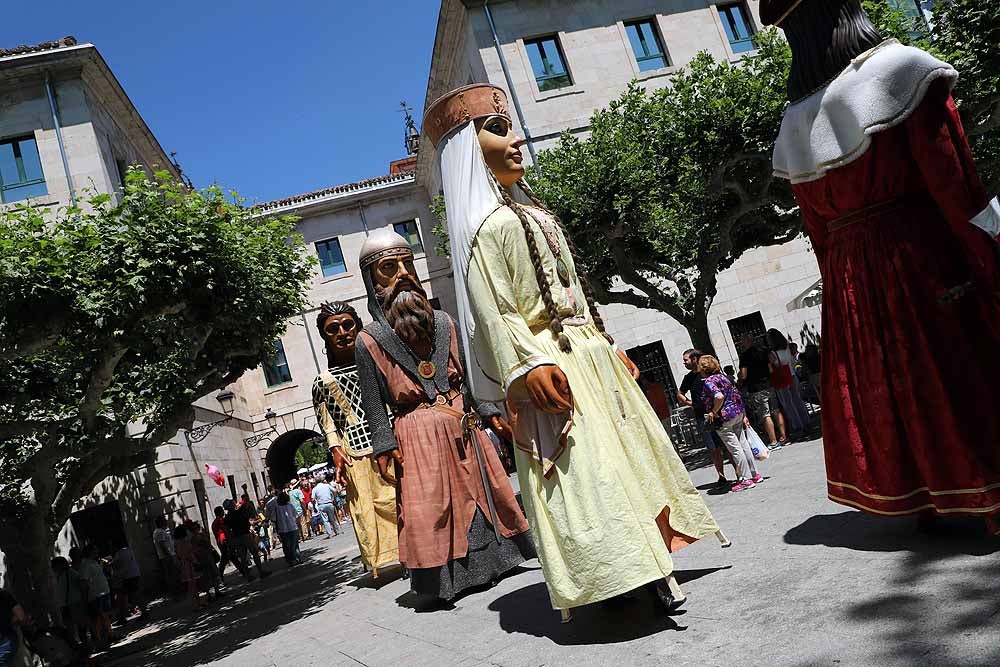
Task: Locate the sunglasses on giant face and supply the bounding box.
[323,317,357,338]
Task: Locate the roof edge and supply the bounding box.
[254,170,416,214]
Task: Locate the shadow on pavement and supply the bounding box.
[393,563,540,612]
[487,567,730,646]
[784,511,1000,556]
[347,562,407,591]
[675,565,732,585]
[102,553,359,667]
[839,547,1000,667]
[788,512,1000,666]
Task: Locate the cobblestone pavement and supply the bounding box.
[103,438,1000,667]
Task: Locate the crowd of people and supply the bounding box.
[677,330,820,492]
[19,466,352,665]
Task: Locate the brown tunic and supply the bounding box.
[356,320,529,570]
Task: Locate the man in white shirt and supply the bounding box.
[311,474,340,538]
[152,516,177,593]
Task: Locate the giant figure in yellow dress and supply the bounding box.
[423,84,730,620]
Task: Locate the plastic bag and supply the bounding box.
[744,425,770,461]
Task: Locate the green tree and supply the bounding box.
[429,193,452,258]
[533,31,799,354]
[0,169,314,615]
[294,438,329,470]
[909,0,1000,193]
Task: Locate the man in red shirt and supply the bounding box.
[212,506,249,579]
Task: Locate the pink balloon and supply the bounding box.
[205,464,226,487]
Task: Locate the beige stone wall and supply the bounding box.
[605,236,822,385]
[464,0,762,149]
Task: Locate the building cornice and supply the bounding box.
[254,170,416,217]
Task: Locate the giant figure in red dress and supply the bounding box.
[762,0,1000,530]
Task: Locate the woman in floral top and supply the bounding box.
[700,355,763,492]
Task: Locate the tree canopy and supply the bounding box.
[0,169,313,612]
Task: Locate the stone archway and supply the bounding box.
[264,428,328,487]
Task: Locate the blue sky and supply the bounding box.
[2,0,441,204]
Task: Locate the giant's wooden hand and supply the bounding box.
[376,450,404,486]
[331,446,352,487]
[525,365,574,414]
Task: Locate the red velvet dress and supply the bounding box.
[792,81,1000,517]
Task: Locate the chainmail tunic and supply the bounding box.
[311,365,386,457]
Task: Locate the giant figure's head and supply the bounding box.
[315,300,363,368]
[359,228,434,348]
[760,0,883,103]
[424,84,613,357]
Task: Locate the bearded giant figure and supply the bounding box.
[762,0,1000,532]
[353,229,535,603]
[311,300,399,576]
[423,84,730,621]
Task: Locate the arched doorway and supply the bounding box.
[264,428,329,487]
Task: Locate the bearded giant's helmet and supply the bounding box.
[358,228,414,327]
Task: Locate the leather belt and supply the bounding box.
[827,194,930,233]
[395,388,462,417]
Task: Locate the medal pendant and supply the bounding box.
[556,257,572,287]
[418,360,437,379]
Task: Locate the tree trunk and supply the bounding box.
[684,315,717,357]
[0,510,59,623]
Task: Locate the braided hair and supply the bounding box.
[489,171,572,353]
[516,180,615,345]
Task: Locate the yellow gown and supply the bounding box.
[466,205,721,610]
[313,369,399,574]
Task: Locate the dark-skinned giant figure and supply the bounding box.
[311,300,399,576]
[762,0,1000,531]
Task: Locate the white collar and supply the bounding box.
[773,40,958,184]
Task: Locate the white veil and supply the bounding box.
[437,120,531,404]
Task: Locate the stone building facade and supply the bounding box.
[417,0,823,391]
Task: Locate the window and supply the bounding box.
[393,220,424,254]
[0,136,46,203]
[727,311,767,347]
[263,340,292,387]
[524,35,572,92]
[227,475,237,501]
[315,238,347,277]
[717,3,756,54]
[624,19,669,72]
[625,341,678,398]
